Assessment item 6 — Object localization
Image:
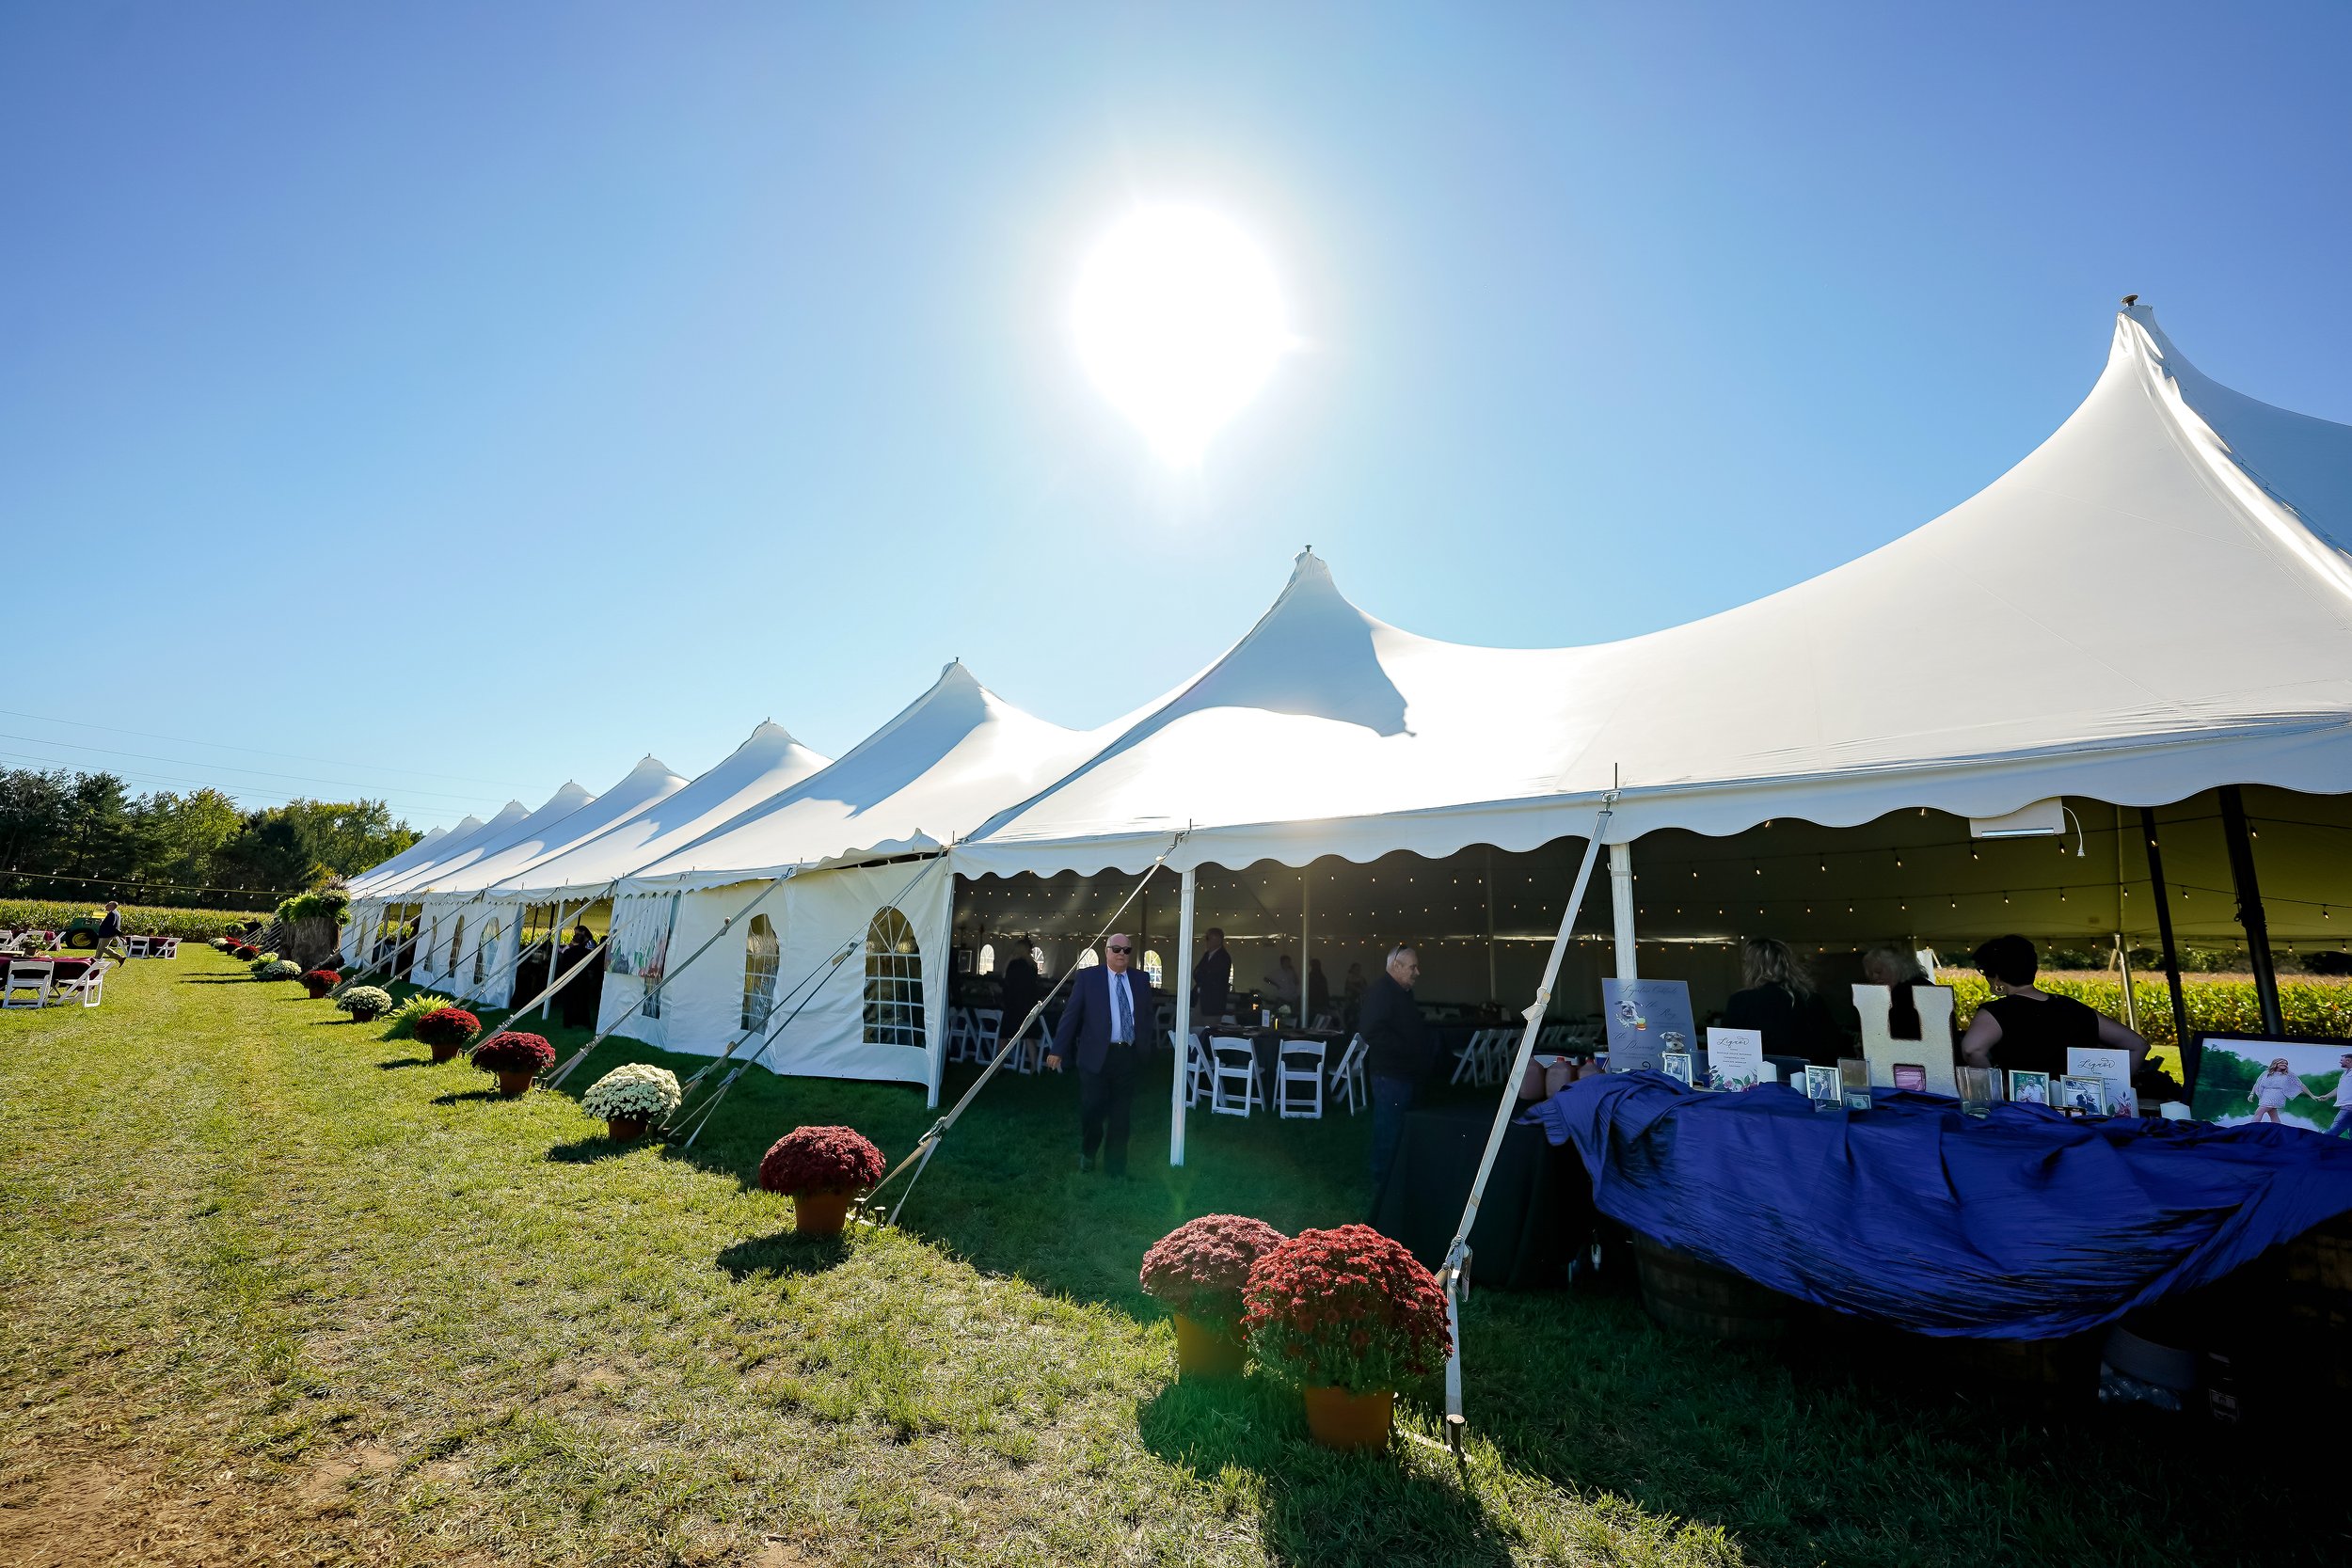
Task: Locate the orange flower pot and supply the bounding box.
[1172,1314,1247,1379]
[1302,1386,1393,1450]
[496,1069,533,1099]
[794,1190,854,1237]
[430,1041,463,1064]
[607,1117,650,1141]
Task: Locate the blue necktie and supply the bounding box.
[1112,973,1131,1043]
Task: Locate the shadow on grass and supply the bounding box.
[714,1229,852,1280]
[1137,1377,1514,1568]
[431,1087,511,1106]
[545,1133,655,1164]
[377,1055,437,1071]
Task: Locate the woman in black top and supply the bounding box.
[1722,937,1842,1066]
[1960,934,2146,1079]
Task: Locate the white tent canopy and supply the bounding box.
[606,663,1118,1101]
[425,756,686,898]
[342,822,451,896]
[353,802,526,898]
[956,307,2352,879]
[486,722,833,905]
[383,784,596,897]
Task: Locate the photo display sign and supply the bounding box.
[2067,1047,2136,1117]
[2191,1037,2352,1132]
[1705,1026,1767,1091]
[1602,978,1694,1074]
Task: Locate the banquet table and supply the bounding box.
[1371,1098,1585,1289]
[6,955,91,981]
[1530,1072,2352,1338]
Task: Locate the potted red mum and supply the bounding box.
[470,1030,554,1098]
[1140,1214,1288,1378]
[300,968,342,1000]
[1241,1224,1452,1451]
[232,944,260,961]
[414,1006,483,1063]
[758,1126,885,1237]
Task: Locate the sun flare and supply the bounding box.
[1072,205,1291,467]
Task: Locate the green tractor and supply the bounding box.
[60,914,104,949]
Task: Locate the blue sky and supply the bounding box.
[4,3,2348,832]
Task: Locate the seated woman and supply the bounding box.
[1959,933,2147,1079]
[1722,937,1842,1066]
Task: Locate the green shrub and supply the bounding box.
[274,889,352,927]
[384,991,460,1040]
[0,900,263,942]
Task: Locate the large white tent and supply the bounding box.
[606,663,1116,1101]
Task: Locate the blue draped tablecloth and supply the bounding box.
[1526,1072,2352,1338]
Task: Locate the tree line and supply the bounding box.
[0,768,422,910]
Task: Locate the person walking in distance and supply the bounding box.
[1046,933,1154,1176]
[92,901,131,967]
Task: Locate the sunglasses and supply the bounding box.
[1108,945,1131,954]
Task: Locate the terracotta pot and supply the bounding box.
[793,1190,854,1237]
[1302,1386,1394,1450]
[304,982,335,1000]
[1172,1313,1247,1379]
[430,1040,463,1063]
[496,1069,533,1099]
[607,1116,650,1141]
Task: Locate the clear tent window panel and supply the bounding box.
[977,942,995,975]
[474,921,500,987]
[447,915,465,978]
[864,907,924,1050]
[741,913,781,1032]
[1142,949,1165,987]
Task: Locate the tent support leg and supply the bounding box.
[2114,932,2138,1034]
[1171,867,1195,1167]
[1437,801,1613,1449]
[2218,785,2284,1037]
[1610,840,1637,981]
[2139,809,2194,1080]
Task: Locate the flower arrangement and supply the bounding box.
[1241,1225,1452,1396]
[1140,1215,1290,1328]
[412,1006,481,1050]
[383,990,458,1039]
[758,1126,885,1196]
[231,944,260,961]
[581,1063,683,1124]
[335,985,393,1022]
[259,958,303,981]
[470,1031,556,1075]
[299,968,342,999]
[209,937,231,951]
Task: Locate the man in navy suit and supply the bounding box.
[1047,932,1153,1175]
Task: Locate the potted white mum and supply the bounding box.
[580,1063,682,1140]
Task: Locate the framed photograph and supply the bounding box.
[2188,1034,2352,1131]
[2059,1075,2108,1117]
[2008,1069,2051,1107]
[1660,1051,1694,1087]
[1804,1064,1841,1106]
[1838,1056,1873,1112]
[1892,1063,1927,1093]
[1601,978,1694,1074]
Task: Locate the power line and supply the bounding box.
[0,705,525,789]
[0,733,507,806]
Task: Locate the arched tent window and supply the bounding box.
[864,907,924,1049]
[1075,948,1100,970]
[1032,943,1047,978]
[742,914,781,1031]
[474,920,501,986]
[447,915,465,978]
[977,942,995,975]
[1142,948,1165,988]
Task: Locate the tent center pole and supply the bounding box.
[2218,785,2284,1037]
[2139,809,2193,1076]
[1300,871,1311,1021]
[2113,932,2138,1034]
[1170,866,1195,1167]
[1485,846,1497,1002]
[1610,841,1638,981]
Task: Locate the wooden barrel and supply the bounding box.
[1633,1235,1789,1341]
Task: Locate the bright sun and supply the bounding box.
[1073,205,1290,467]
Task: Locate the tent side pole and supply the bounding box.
[541,899,570,1020]
[1610,840,1638,981]
[2140,809,2194,1080]
[2218,785,2284,1037]
[1170,866,1195,1167]
[1486,846,1497,1001]
[1300,871,1311,1020]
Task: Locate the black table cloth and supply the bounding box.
[1371,1097,1586,1290]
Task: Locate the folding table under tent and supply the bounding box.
[608,662,1120,1104]
[400,756,691,1008]
[949,304,2352,1163]
[457,722,834,1014]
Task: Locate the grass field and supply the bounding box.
[1,947,2343,1566]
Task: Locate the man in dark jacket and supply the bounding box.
[1191,927,1232,1020]
[1359,942,1435,1191]
[1047,933,1154,1175]
[93,901,130,966]
[995,937,1041,1059]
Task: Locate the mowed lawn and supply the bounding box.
[0,949,2340,1567]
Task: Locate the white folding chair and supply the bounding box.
[127,936,151,959]
[971,1007,1003,1067]
[1311,1011,1339,1031]
[1277,1037,1327,1119]
[3,961,53,1009]
[161,938,181,958]
[1450,1028,1489,1085]
[1183,1032,1216,1108]
[946,1007,975,1065]
[1327,1034,1370,1115]
[1208,1035,1261,1117]
[58,958,109,1007]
